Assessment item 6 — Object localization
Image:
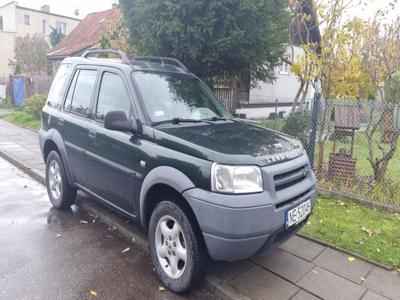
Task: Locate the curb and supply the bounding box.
[0,146,230,299]
[317,187,400,214]
[0,150,45,185]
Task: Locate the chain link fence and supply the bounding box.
[224,95,400,207]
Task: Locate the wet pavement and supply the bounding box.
[0,157,212,300]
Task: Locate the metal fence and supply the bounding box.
[227,96,400,207]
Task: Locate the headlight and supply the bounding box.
[211,163,263,194]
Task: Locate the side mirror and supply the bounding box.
[104,111,140,133]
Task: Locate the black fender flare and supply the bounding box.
[139,166,195,228]
[42,129,73,185]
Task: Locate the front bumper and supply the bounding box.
[182,155,316,261]
[184,187,316,261]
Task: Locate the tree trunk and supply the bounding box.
[292,80,305,113]
[299,81,310,107]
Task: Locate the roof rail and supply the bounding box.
[134,56,188,71]
[81,49,130,64]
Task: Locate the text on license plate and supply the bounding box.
[285,199,311,228]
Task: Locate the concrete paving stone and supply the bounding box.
[252,247,314,283]
[363,268,400,300]
[229,266,299,300]
[361,291,390,300]
[208,260,255,282]
[297,266,366,300]
[291,289,320,300]
[279,236,325,262]
[313,248,373,283]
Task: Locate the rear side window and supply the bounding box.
[64,69,97,116]
[96,72,131,121]
[47,64,71,109]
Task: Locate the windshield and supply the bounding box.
[132,72,232,124]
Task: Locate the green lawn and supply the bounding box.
[0,111,41,131]
[302,197,400,269]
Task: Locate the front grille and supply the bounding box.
[274,165,308,191]
[275,188,312,209]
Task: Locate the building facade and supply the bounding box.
[0,1,80,76]
[249,46,314,105]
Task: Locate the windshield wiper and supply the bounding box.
[202,117,231,122]
[152,118,213,126]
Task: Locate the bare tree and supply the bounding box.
[10,34,50,75]
[363,16,400,181]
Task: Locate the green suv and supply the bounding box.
[39,50,316,293]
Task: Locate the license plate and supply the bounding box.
[285,199,312,228]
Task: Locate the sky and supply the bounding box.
[0,0,398,22]
[347,0,400,22]
[0,0,116,19]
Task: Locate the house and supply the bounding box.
[236,0,321,119]
[47,6,122,71]
[0,1,81,76]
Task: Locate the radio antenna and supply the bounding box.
[149,35,165,66]
[133,28,165,66]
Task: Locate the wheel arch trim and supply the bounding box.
[139,166,196,228]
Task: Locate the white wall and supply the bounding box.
[15,7,80,40]
[250,46,313,104]
[0,1,17,32]
[0,31,16,76]
[0,2,80,76]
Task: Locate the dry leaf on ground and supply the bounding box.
[90,290,97,297]
[347,256,356,262]
[362,227,374,236]
[121,247,130,254]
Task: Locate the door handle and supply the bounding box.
[88,128,97,139]
[58,117,64,126]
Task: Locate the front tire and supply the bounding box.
[45,151,76,209]
[148,200,207,293]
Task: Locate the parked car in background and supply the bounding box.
[39,50,316,293]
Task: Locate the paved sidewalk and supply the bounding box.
[0,118,399,300]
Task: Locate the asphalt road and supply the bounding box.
[0,157,212,300]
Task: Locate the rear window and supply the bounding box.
[47,64,71,109]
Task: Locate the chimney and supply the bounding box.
[41,5,50,13]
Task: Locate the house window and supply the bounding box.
[24,14,30,25]
[42,20,47,34]
[0,16,3,31]
[56,21,67,35]
[280,59,290,75]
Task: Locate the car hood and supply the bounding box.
[153,121,303,166]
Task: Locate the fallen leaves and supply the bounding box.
[90,290,97,297]
[80,220,88,224]
[121,247,130,254]
[360,276,366,282]
[347,256,356,262]
[159,286,165,292]
[362,226,374,236]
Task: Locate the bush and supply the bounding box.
[24,94,47,119]
[282,109,312,150]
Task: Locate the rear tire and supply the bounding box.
[45,151,76,209]
[148,199,207,293]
